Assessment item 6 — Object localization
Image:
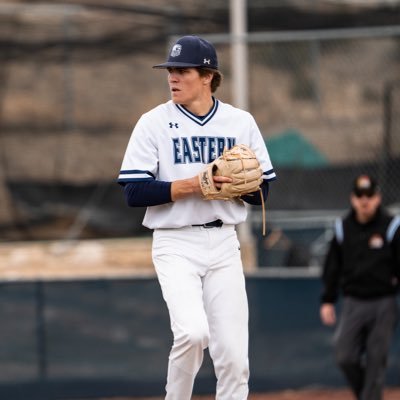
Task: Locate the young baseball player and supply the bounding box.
[118,35,276,400]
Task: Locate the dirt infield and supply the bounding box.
[94,387,400,400]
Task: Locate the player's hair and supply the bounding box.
[198,68,223,93]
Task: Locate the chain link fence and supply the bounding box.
[0,6,399,248]
[205,27,400,207]
[206,27,400,267]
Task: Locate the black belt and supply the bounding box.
[192,219,223,228]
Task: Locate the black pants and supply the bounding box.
[334,296,398,400]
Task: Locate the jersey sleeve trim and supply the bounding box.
[334,218,344,244]
[117,169,155,185]
[387,215,400,243]
[263,168,277,182]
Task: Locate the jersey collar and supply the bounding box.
[175,97,219,126]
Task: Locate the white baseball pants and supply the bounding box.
[152,224,249,400]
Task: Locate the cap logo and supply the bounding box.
[357,176,371,190]
[171,44,182,57]
[153,36,218,70]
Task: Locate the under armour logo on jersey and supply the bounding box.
[169,122,179,128]
[203,58,211,65]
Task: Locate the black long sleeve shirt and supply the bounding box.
[321,207,400,303]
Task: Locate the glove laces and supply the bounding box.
[259,187,266,236]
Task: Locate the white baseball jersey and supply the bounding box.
[118,98,276,229]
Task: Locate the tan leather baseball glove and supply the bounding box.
[198,144,263,201]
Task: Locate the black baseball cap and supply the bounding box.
[352,174,379,197]
[153,35,218,70]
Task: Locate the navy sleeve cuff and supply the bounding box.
[241,181,269,205]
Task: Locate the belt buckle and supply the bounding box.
[205,219,223,228]
[192,219,223,228]
[203,223,214,229]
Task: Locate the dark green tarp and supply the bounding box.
[266,129,328,168]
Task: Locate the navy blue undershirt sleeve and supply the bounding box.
[123,181,172,207]
[123,180,269,207]
[241,181,269,205]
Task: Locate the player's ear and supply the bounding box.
[202,72,213,85]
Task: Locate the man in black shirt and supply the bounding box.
[320,174,400,400]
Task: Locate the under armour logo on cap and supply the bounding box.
[153,35,218,70]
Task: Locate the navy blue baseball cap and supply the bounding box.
[352,174,379,197]
[153,35,218,70]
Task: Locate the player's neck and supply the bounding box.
[183,96,214,117]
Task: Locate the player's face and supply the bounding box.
[167,67,211,107]
[350,192,381,223]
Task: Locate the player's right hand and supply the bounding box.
[213,175,233,189]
